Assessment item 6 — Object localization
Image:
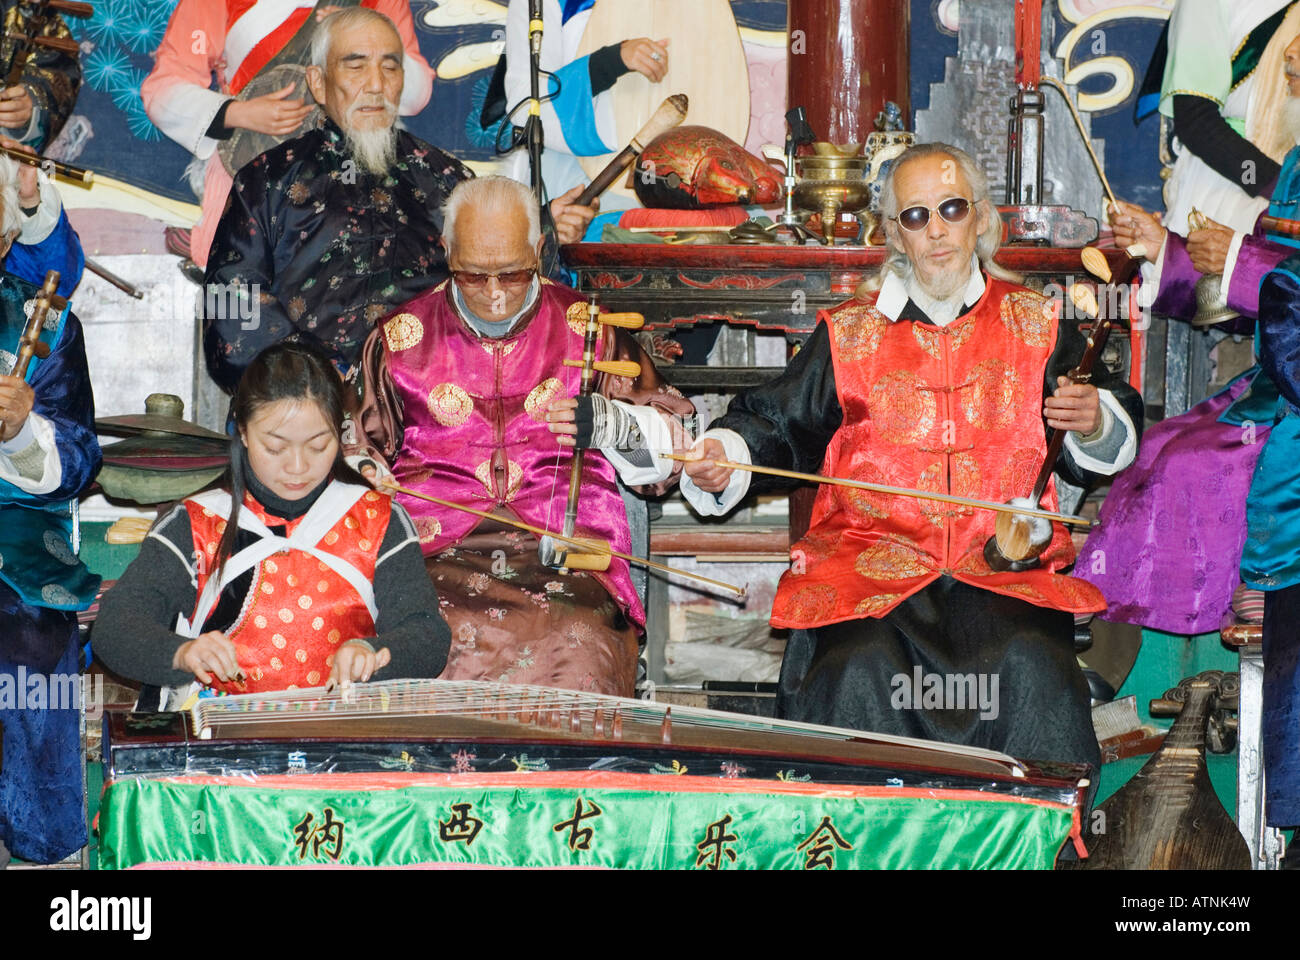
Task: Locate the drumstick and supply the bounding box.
[574,94,689,207]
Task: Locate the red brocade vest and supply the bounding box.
[772,277,1106,630]
[380,280,643,624]
[185,484,391,693]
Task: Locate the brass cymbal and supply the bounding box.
[96,413,227,440]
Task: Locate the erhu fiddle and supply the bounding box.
[982,282,1113,572]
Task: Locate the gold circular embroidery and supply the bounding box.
[286,573,298,587]
[265,559,278,574]
[961,358,1022,431]
[307,671,321,686]
[838,459,892,519]
[383,313,424,352]
[298,595,312,610]
[1001,447,1043,499]
[868,370,936,446]
[278,608,293,623]
[833,305,887,361]
[784,583,837,622]
[525,378,566,422]
[427,382,474,427]
[272,633,287,649]
[415,515,442,544]
[1000,291,1053,347]
[854,540,931,581]
[254,615,267,629]
[328,629,342,644]
[296,649,308,663]
[566,301,590,336]
[312,617,325,630]
[854,593,902,617]
[270,657,283,671]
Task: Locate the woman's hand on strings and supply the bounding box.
[327,640,391,690]
[682,437,732,492]
[174,631,244,686]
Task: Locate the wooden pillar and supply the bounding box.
[786,0,911,146]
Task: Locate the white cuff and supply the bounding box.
[17,174,61,245]
[1063,389,1137,475]
[1135,233,1170,310]
[0,411,61,493]
[600,401,676,486]
[1217,230,1245,307]
[148,85,231,159]
[679,428,751,517]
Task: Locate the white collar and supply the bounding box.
[875,255,986,322]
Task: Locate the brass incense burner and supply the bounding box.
[792,152,875,244]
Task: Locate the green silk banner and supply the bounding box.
[98,771,1078,870]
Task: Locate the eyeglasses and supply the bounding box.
[891,197,974,232]
[450,268,537,288]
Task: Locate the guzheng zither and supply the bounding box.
[98,679,1090,869]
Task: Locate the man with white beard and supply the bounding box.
[680,143,1142,772]
[201,7,598,393]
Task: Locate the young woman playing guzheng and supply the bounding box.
[94,342,450,696]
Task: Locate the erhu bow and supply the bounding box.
[0,269,63,437]
[983,282,1112,571]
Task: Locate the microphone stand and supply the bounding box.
[526,1,545,196]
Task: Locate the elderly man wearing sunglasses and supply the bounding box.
[348,175,696,697]
[681,142,1143,776]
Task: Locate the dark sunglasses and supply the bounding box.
[450,267,537,288]
[891,197,974,232]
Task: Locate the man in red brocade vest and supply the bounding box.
[684,143,1143,771]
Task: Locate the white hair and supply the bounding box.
[859,141,1019,296]
[310,7,402,70]
[442,176,542,251]
[0,155,21,241]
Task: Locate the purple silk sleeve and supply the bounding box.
[1150,231,1199,320]
[1226,234,1293,317]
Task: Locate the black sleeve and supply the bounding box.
[588,43,631,96]
[205,100,235,140]
[91,507,199,688]
[713,321,843,494]
[368,503,451,680]
[1045,315,1144,488]
[1172,95,1280,200]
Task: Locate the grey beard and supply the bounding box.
[1285,96,1300,147]
[344,125,398,177]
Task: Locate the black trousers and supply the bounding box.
[777,577,1100,771]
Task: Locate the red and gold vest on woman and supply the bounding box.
[380,279,644,624]
[772,276,1106,629]
[185,485,392,693]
